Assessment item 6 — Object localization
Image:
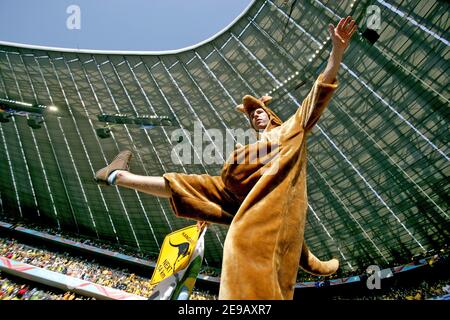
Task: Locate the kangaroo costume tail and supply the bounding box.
[299,243,339,276]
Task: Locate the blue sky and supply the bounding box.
[0,0,253,51]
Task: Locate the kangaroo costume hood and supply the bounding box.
[235,95,283,132]
[163,73,339,299]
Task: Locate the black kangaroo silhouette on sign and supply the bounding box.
[169,239,190,270]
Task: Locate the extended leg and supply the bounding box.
[115,171,171,198]
[94,150,170,198]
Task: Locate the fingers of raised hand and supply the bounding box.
[346,19,356,33]
[338,16,351,32]
[336,17,346,31]
[338,16,357,39]
[348,24,358,38]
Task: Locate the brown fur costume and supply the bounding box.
[163,73,339,299]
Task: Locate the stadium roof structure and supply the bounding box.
[0,0,448,273]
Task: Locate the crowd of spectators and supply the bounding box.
[0,235,219,300]
[2,216,157,261]
[334,248,450,300]
[2,217,449,301]
[190,290,218,300]
[4,217,228,280]
[1,237,156,298]
[296,244,450,284]
[0,272,92,300]
[381,279,450,300]
[2,216,218,274]
[334,278,450,301]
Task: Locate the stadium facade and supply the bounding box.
[0,0,448,273]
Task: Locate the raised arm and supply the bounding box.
[290,16,357,131]
[322,16,357,84]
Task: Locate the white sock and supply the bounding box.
[107,170,119,185]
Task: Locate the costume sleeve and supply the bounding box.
[163,173,240,225]
[294,73,339,132]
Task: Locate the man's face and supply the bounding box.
[250,108,269,130]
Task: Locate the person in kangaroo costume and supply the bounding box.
[95,16,357,299]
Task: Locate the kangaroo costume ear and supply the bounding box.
[260,95,272,105]
[236,94,283,131]
[235,104,245,113]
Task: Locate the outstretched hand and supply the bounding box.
[328,16,357,54]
